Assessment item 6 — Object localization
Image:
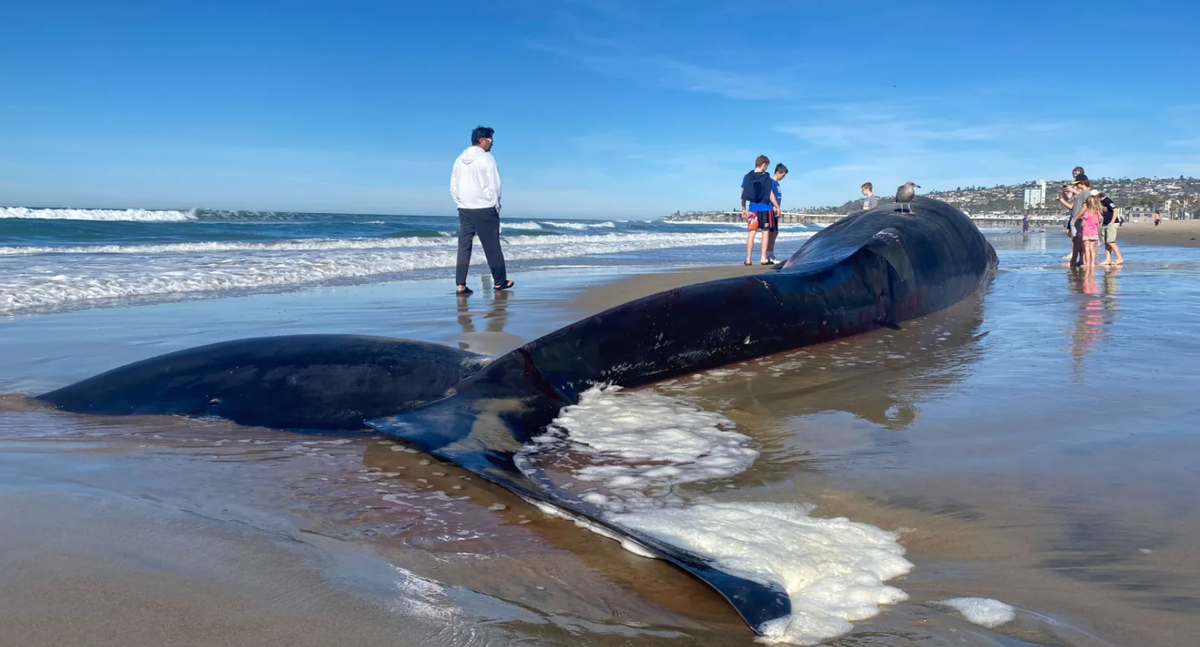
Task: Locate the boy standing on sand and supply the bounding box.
[740,155,781,265]
[1097,192,1124,266]
[861,182,880,210]
[765,163,788,263]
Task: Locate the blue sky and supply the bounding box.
[1,0,1197,218]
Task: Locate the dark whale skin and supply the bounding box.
[368,197,999,634]
[36,335,486,431]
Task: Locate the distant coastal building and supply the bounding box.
[1123,205,1155,221]
[1022,180,1048,209]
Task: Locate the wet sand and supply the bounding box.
[3,233,1200,646]
[1119,220,1200,247]
[573,264,772,314]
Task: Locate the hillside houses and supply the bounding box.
[823,176,1199,219]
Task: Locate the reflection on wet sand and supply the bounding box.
[646,295,988,482]
[356,441,748,633]
[1066,267,1120,379]
[0,406,741,645]
[455,288,520,355]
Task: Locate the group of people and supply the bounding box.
[739,156,789,265]
[447,131,1138,292]
[1058,166,1125,269]
[739,157,890,266]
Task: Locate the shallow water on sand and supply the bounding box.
[2,233,1199,646]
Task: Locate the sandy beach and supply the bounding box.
[3,230,1200,646]
[1116,219,1200,247]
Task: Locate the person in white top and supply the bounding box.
[450,126,512,295]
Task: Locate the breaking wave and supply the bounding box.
[0,207,196,222]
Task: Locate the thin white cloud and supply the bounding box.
[526,38,790,101]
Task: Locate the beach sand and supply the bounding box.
[1118,219,1200,247]
[3,233,1200,646]
[574,263,772,313]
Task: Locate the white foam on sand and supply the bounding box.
[620,503,912,645]
[526,385,758,512]
[937,597,1016,628]
[519,386,913,646]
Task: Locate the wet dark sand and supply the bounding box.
[573,263,772,314]
[3,235,1200,646]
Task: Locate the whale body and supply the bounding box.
[368,197,998,632]
[37,198,998,635]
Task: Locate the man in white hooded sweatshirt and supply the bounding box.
[450,126,511,294]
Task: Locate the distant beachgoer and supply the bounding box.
[450,126,513,295]
[765,163,788,263]
[1153,210,1162,228]
[1077,195,1102,269]
[741,155,780,265]
[861,182,880,210]
[1098,192,1124,266]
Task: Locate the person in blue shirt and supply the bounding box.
[741,155,781,265]
[766,163,788,263]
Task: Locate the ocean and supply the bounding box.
[0,207,819,316]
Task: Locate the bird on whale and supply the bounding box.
[896,182,920,213]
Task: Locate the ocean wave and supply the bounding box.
[0,207,196,222]
[0,231,761,257]
[544,221,616,230]
[665,220,749,227]
[0,229,813,313]
[503,221,543,230]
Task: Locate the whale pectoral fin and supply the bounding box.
[369,396,793,635]
[858,228,917,328]
[367,351,793,636]
[863,227,915,286]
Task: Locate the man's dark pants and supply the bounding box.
[456,206,507,287]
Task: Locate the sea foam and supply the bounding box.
[519,386,913,646]
[0,230,778,313]
[937,597,1016,628]
[0,207,195,222]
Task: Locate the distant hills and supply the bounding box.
[820,176,1200,217]
[661,176,1200,222]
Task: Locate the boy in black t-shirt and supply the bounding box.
[1097,192,1124,266]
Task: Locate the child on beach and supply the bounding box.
[1076,195,1103,269]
